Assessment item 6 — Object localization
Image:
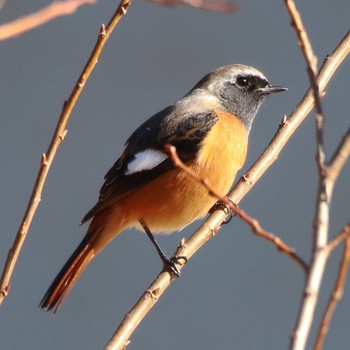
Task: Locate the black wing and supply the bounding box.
[81,107,218,224]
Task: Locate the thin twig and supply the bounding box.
[285,0,326,172]
[324,128,350,254]
[285,1,333,349]
[0,0,131,305]
[286,3,350,348]
[104,32,350,350]
[327,126,350,182]
[314,235,350,350]
[311,127,350,349]
[165,144,308,272]
[0,0,7,12]
[149,0,237,12]
[326,224,350,258]
[0,0,97,41]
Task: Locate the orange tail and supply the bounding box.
[40,233,95,313]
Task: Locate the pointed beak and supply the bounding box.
[254,85,288,94]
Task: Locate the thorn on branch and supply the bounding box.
[178,238,186,249]
[146,287,160,299]
[41,153,48,165]
[0,283,10,297]
[99,24,107,37]
[279,115,289,128]
[242,174,253,185]
[78,75,86,88]
[121,0,131,14]
[59,129,68,141]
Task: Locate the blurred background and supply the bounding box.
[1,1,349,349]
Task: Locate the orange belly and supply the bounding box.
[119,110,248,233]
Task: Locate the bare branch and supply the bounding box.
[0,0,131,305]
[285,0,326,172]
[314,234,350,350]
[327,126,350,182]
[149,0,237,12]
[325,127,350,254]
[285,0,326,170]
[290,116,349,350]
[0,0,97,41]
[326,223,350,256]
[284,3,350,350]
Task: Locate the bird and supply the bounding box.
[40,64,287,312]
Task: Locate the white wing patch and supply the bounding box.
[125,149,168,175]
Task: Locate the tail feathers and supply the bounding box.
[40,235,95,313]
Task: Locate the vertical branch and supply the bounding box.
[314,227,350,350]
[0,0,131,305]
[313,129,350,349]
[285,0,326,171]
[283,2,349,350]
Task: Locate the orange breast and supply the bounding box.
[119,110,248,234]
[196,110,248,191]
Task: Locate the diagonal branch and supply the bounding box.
[103,31,350,350]
[0,0,131,305]
[327,224,350,255]
[165,144,308,272]
[327,126,350,182]
[0,0,97,41]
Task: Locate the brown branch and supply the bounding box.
[285,1,330,349]
[311,127,350,349]
[148,0,237,13]
[285,3,350,350]
[290,104,349,350]
[104,31,350,350]
[326,224,350,256]
[314,234,350,350]
[165,144,308,272]
[285,0,326,173]
[285,0,317,72]
[0,0,97,41]
[325,127,350,253]
[0,0,131,305]
[0,0,6,12]
[327,126,350,182]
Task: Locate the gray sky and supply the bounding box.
[1,1,349,349]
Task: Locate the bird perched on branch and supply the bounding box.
[40,64,286,312]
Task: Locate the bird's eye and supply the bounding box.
[236,76,250,88]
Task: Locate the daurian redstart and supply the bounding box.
[40,64,286,312]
